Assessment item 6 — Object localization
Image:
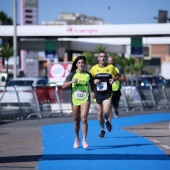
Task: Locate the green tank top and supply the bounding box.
[65,70,93,106]
[112,67,120,91]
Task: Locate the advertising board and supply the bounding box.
[48,62,72,86]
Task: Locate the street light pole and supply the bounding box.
[13,0,17,78]
[107,6,111,24]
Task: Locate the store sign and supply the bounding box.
[48,63,72,85]
[67,26,98,34]
[131,37,143,56]
[45,41,56,59]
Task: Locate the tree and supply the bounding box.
[0,44,14,84]
[121,57,144,76]
[133,58,144,76]
[0,11,13,25]
[107,53,144,76]
[0,11,13,49]
[82,51,96,71]
[94,44,107,53]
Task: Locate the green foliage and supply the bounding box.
[0,11,13,25]
[121,57,144,76]
[0,44,14,84]
[134,58,144,74]
[83,51,97,71]
[94,44,107,53]
[1,44,14,62]
[83,51,95,65]
[105,52,144,76]
[129,57,135,65]
[112,54,122,65]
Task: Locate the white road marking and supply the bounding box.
[150,139,160,143]
[161,145,170,150]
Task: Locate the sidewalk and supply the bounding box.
[37,113,170,170]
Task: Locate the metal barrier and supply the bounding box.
[119,89,129,112]
[35,86,66,117]
[35,86,51,111]
[152,86,169,110]
[164,87,170,108]
[121,86,143,111]
[138,86,157,110]
[0,85,42,120]
[1,84,170,120]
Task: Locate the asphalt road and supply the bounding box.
[0,110,170,170]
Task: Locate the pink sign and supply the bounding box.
[48,63,72,84]
[67,26,98,34]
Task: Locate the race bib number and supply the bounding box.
[96,82,107,91]
[74,90,86,99]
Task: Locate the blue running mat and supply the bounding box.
[37,113,170,170]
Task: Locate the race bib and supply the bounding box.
[74,90,86,99]
[96,82,107,91]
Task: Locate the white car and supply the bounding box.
[0,77,48,120]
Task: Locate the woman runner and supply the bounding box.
[62,56,94,148]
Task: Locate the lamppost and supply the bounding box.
[107,6,111,24]
[13,0,17,78]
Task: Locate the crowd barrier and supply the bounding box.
[0,84,170,120]
[0,85,42,120]
[121,86,143,112]
[119,85,170,112]
[35,86,65,117]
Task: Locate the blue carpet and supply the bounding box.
[37,112,170,170]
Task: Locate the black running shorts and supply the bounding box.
[95,92,112,104]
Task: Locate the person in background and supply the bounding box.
[62,56,94,149]
[90,52,119,138]
[107,56,126,119]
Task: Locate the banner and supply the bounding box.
[48,62,72,85]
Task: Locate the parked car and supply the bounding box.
[0,72,13,86]
[0,77,48,120]
[140,75,170,87]
[123,75,170,88]
[6,77,48,87]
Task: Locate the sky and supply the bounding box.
[0,0,170,25]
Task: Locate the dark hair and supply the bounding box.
[98,51,107,56]
[70,56,86,72]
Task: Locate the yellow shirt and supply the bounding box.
[90,64,118,94]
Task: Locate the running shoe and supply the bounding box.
[82,139,89,148]
[105,121,112,132]
[114,111,119,119]
[98,129,106,138]
[73,138,80,149]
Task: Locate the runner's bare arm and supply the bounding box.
[62,78,78,89]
